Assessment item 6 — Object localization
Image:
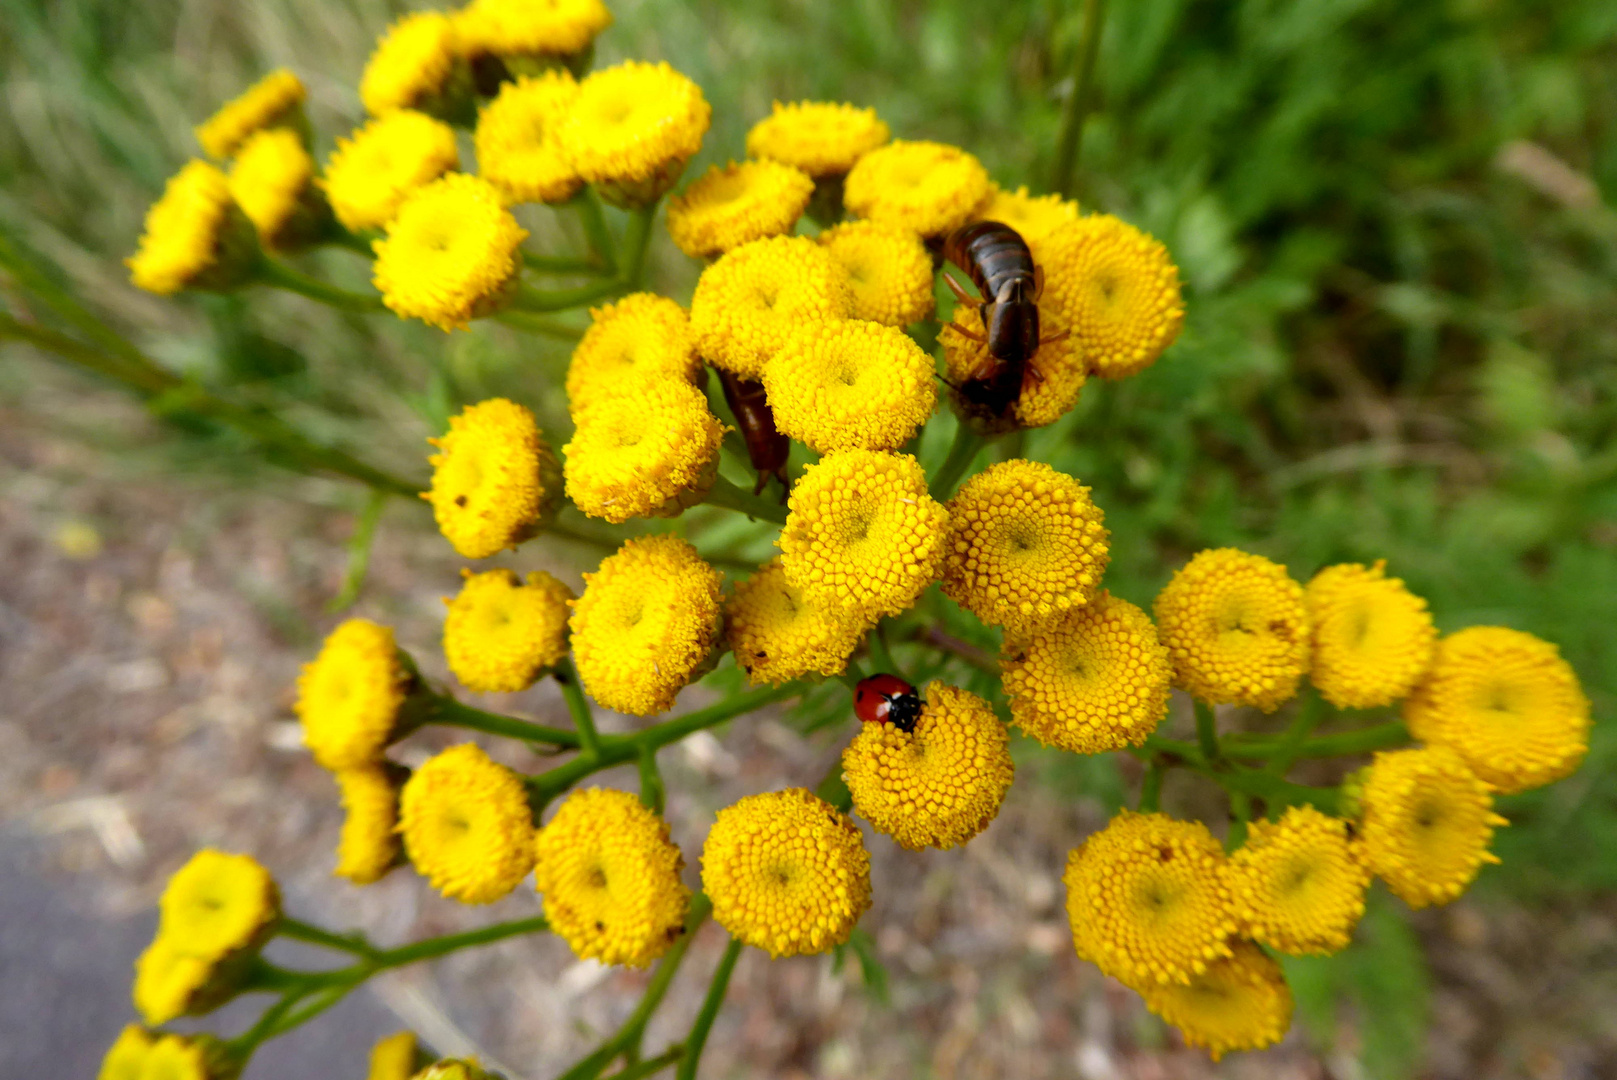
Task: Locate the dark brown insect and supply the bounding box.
[941,220,1068,417]
[716,368,789,495]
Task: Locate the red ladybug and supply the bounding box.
[854,674,922,734]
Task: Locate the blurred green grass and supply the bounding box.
[3,0,1616,1068]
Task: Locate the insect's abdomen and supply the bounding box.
[944,221,1035,302]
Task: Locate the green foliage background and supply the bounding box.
[3,0,1615,1073]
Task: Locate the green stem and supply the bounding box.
[1222,722,1410,761]
[326,489,387,613]
[605,1045,685,1080]
[1194,700,1220,763]
[256,258,387,312]
[576,188,618,276]
[556,658,602,760]
[620,202,658,289]
[1265,693,1325,776]
[1138,762,1164,813]
[702,474,789,525]
[638,746,666,815]
[867,623,903,681]
[916,626,998,676]
[370,915,550,969]
[1049,0,1109,200]
[426,694,581,748]
[514,277,627,313]
[1227,792,1252,850]
[675,937,743,1080]
[225,991,301,1055]
[275,917,379,959]
[325,228,377,257]
[523,250,609,275]
[929,423,984,498]
[494,310,586,339]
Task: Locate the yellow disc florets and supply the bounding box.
[745,101,890,177]
[569,535,724,716]
[121,1031,216,1080]
[1357,745,1506,909]
[1139,940,1294,1060]
[360,11,460,118]
[724,557,871,686]
[842,682,1014,851]
[1403,626,1589,794]
[127,161,249,296]
[444,568,574,693]
[368,1031,421,1080]
[562,376,723,522]
[374,173,526,331]
[399,743,536,904]
[1227,806,1369,956]
[1001,591,1173,755]
[132,938,213,1025]
[1153,548,1312,712]
[1063,811,1238,986]
[779,450,949,619]
[475,71,582,206]
[940,459,1109,631]
[455,0,612,59]
[1305,561,1437,709]
[817,220,935,327]
[159,848,281,960]
[534,787,692,968]
[701,788,873,958]
[565,293,702,416]
[1043,214,1184,380]
[666,160,815,258]
[295,618,412,771]
[971,185,1080,254]
[227,128,316,249]
[425,398,557,559]
[940,306,1087,431]
[100,1025,157,1080]
[195,69,306,160]
[843,140,991,238]
[322,110,459,232]
[558,61,711,206]
[689,234,854,379]
[335,764,406,885]
[762,319,936,453]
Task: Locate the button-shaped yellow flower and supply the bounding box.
[534,788,691,968]
[138,1034,221,1080]
[569,535,724,716]
[228,128,324,250]
[444,568,574,693]
[762,319,936,453]
[1228,806,1369,956]
[817,220,935,327]
[1356,745,1506,908]
[159,849,281,960]
[565,293,702,417]
[1154,548,1311,713]
[745,101,890,178]
[1305,560,1437,709]
[1139,940,1294,1060]
[1001,591,1172,754]
[99,1025,156,1080]
[778,450,949,620]
[399,743,536,904]
[424,398,559,559]
[475,71,581,206]
[563,376,723,523]
[1042,213,1184,380]
[456,0,612,60]
[970,185,1080,256]
[702,788,872,958]
[195,69,306,160]
[558,61,711,207]
[360,11,461,118]
[842,682,1013,850]
[335,764,407,885]
[322,110,459,233]
[295,618,414,771]
[1063,811,1239,986]
[132,938,214,1025]
[724,557,872,686]
[127,161,259,296]
[1403,626,1589,794]
[667,159,815,258]
[690,234,853,379]
[368,1031,424,1080]
[844,140,991,238]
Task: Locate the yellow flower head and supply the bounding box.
[368,1031,423,1080]
[570,535,724,716]
[127,160,256,296]
[100,1025,155,1080]
[227,128,319,249]
[415,1060,499,1080]
[159,848,280,959]
[817,220,935,327]
[666,159,815,258]
[444,568,574,693]
[842,682,1014,851]
[1305,561,1437,709]
[141,1035,218,1080]
[1228,806,1369,956]
[425,398,558,560]
[702,788,872,958]
[745,101,890,178]
[1043,214,1184,380]
[361,11,460,117]
[475,71,582,206]
[843,140,991,238]
[335,764,407,885]
[1140,940,1294,1060]
[1063,811,1238,986]
[566,293,702,416]
[295,618,412,771]
[195,69,306,160]
[132,938,213,1025]
[399,743,536,903]
[563,377,723,523]
[1001,591,1172,755]
[940,459,1108,631]
[724,557,871,686]
[322,110,459,232]
[1154,548,1311,712]
[762,319,936,453]
[690,234,854,379]
[971,185,1080,253]
[374,173,527,330]
[456,0,612,59]
[940,306,1087,431]
[779,450,949,619]
[1403,626,1590,794]
[559,61,711,207]
[1357,745,1505,908]
[534,787,692,968]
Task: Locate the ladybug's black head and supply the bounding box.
[887,693,922,734]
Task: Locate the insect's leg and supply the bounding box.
[752,469,770,496]
[943,271,977,306]
[1037,328,1071,347]
[946,321,989,344]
